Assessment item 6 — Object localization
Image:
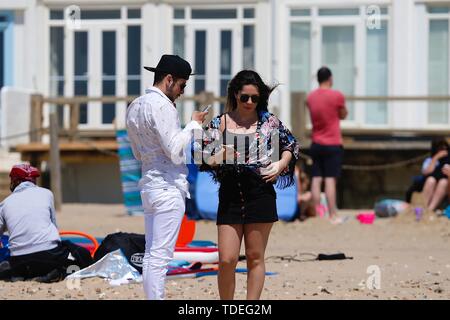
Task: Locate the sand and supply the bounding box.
[1,203,450,300]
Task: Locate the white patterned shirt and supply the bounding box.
[126,86,202,198]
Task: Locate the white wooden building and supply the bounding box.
[0,0,449,203]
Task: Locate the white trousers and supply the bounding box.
[140,187,185,300]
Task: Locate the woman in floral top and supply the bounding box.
[193,70,300,300]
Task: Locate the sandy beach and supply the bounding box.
[1,203,450,300]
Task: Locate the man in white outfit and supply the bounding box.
[126,55,207,300]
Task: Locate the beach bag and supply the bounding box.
[93,232,145,273]
[61,240,94,269]
[374,199,409,218]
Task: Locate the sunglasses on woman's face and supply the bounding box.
[239,94,260,104]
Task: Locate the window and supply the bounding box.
[49,27,65,125]
[290,23,310,92]
[427,6,450,14]
[127,26,141,96]
[291,9,310,17]
[174,8,185,19]
[50,10,64,20]
[194,30,206,108]
[428,19,449,124]
[173,26,185,58]
[290,6,390,125]
[318,8,359,16]
[74,31,88,124]
[365,21,388,124]
[244,8,255,19]
[81,10,121,20]
[102,31,116,124]
[191,9,237,19]
[127,9,141,19]
[243,25,255,69]
[0,30,4,89]
[220,30,232,112]
[50,9,122,20]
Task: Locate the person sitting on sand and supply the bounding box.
[444,164,450,206]
[421,138,449,212]
[295,164,316,221]
[0,164,92,282]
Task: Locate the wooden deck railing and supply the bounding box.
[290,92,450,144]
[29,92,226,143]
[29,92,450,145]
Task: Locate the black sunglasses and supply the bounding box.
[239,94,260,103]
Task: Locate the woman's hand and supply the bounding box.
[261,159,289,183]
[442,164,450,177]
[434,150,448,160]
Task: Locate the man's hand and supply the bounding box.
[192,111,209,124]
[206,144,237,166]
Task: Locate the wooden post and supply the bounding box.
[69,103,80,141]
[204,91,215,106]
[30,94,44,143]
[196,91,215,111]
[49,113,63,212]
[290,91,308,144]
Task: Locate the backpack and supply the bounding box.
[93,232,145,273]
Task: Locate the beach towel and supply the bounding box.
[116,129,144,216]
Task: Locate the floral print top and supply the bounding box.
[192,110,301,188]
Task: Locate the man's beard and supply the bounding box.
[166,83,177,102]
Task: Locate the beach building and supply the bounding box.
[0,0,449,207]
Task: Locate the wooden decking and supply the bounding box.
[13,140,119,163]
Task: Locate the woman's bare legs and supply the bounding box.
[422,176,437,207]
[243,223,273,300]
[217,224,243,300]
[428,179,448,211]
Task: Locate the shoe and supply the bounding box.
[31,268,64,283]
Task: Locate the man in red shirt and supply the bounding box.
[306,67,348,223]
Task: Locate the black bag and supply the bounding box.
[61,240,94,269]
[93,232,145,273]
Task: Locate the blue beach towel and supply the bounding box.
[116,129,144,216]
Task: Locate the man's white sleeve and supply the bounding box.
[151,102,202,163]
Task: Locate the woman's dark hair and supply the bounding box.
[225,70,277,113]
[431,137,449,156]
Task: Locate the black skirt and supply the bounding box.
[217,167,278,225]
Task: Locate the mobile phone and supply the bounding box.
[202,105,212,112]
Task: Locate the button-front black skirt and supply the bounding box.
[216,168,278,225]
